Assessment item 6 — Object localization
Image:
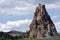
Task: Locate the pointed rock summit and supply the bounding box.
[29,3,57,39]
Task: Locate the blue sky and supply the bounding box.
[0,0,60,33]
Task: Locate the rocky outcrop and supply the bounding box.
[29,3,57,39]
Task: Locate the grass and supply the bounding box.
[23,35,60,40]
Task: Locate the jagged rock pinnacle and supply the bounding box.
[29,3,57,39]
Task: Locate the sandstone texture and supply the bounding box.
[29,3,57,39]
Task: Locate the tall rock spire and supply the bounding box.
[29,3,57,39]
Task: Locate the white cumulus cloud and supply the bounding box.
[51,15,60,19]
[46,2,60,9]
[55,22,60,33]
[0,19,32,32]
[0,0,35,15]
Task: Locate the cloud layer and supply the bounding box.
[0,0,60,15]
[0,19,60,33]
[0,0,60,32]
[0,0,36,15]
[55,22,60,33]
[0,19,32,32]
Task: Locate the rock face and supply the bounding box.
[29,3,57,39]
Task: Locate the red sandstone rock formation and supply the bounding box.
[29,3,57,39]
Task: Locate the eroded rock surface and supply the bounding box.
[29,3,57,39]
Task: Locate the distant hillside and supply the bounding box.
[0,31,29,40]
[7,30,25,37]
[0,32,14,40]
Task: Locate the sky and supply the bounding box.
[0,0,60,33]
